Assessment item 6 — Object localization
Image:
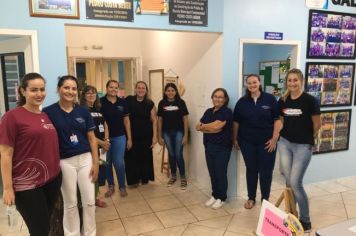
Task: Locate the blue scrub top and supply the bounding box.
[233,92,279,144]
[43,103,95,159]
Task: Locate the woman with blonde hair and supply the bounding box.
[278,68,321,232]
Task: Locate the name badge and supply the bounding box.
[99,123,104,133]
[70,134,79,145]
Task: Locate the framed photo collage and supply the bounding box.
[306,10,356,154]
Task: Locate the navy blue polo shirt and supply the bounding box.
[233,92,279,144]
[200,106,233,149]
[43,103,95,159]
[100,96,128,138]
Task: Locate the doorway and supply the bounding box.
[237,38,301,197]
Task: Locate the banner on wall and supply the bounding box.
[86,0,134,22]
[135,0,169,14]
[169,0,208,26]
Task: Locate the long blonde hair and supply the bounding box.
[281,68,305,101]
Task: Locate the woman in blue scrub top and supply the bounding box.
[196,88,233,209]
[233,74,281,209]
[44,75,99,236]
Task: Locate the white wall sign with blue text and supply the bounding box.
[264,32,283,40]
[306,0,329,9]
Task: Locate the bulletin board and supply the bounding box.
[259,61,289,98]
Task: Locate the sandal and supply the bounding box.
[244,199,256,209]
[95,199,107,208]
[181,178,187,190]
[104,185,115,198]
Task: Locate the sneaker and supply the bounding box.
[211,199,225,209]
[300,220,312,232]
[205,197,216,207]
[180,178,187,190]
[119,187,128,197]
[167,176,177,187]
[104,185,115,198]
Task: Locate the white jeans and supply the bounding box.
[60,152,96,236]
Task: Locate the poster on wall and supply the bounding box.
[259,61,289,99]
[305,62,355,107]
[135,0,168,14]
[86,0,133,21]
[29,0,79,19]
[306,10,356,59]
[169,0,208,26]
[314,109,351,154]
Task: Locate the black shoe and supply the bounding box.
[300,220,312,232]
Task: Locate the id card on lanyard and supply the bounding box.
[70,133,79,146]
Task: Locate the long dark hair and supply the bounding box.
[211,88,230,107]
[57,75,78,89]
[244,74,263,98]
[80,85,101,110]
[17,73,45,106]
[163,83,181,101]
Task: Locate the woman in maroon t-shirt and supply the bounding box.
[0,73,61,236]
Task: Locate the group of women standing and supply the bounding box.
[0,67,320,234]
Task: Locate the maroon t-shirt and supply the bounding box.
[0,107,60,192]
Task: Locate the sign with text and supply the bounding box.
[256,200,303,236]
[306,0,329,9]
[86,0,134,22]
[264,32,283,40]
[169,0,208,26]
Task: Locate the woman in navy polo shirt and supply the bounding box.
[233,74,281,210]
[43,75,99,236]
[100,80,132,197]
[196,88,232,209]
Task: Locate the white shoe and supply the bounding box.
[211,199,224,209]
[205,197,216,207]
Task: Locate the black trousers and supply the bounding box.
[15,173,62,236]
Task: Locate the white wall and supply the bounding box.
[65,26,142,58]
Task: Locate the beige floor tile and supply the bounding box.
[181,224,225,236]
[168,182,199,194]
[174,190,209,206]
[222,197,248,214]
[155,207,197,227]
[97,219,127,236]
[139,185,173,199]
[226,208,260,235]
[116,199,153,218]
[345,204,356,218]
[187,204,229,221]
[193,215,232,229]
[336,176,356,190]
[121,213,164,235]
[341,190,356,206]
[110,188,145,204]
[141,225,187,236]
[96,204,120,223]
[305,184,330,198]
[311,213,347,230]
[0,212,23,235]
[224,231,251,236]
[146,195,183,212]
[310,192,342,204]
[314,180,352,193]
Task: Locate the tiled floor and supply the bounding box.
[1,159,356,235]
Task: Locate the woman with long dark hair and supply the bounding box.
[233,74,281,209]
[0,73,62,236]
[43,75,98,236]
[157,83,189,189]
[80,85,109,207]
[196,88,232,209]
[125,81,157,186]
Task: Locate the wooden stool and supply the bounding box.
[275,187,298,218]
[160,144,170,177]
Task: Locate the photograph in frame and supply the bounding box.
[305,62,355,107]
[29,0,79,19]
[313,109,351,154]
[306,9,356,59]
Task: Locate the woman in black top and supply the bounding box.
[157,83,189,189]
[125,81,157,186]
[80,85,110,208]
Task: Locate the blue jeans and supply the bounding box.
[205,143,231,201]
[106,135,126,189]
[163,130,185,177]
[239,138,276,201]
[278,137,312,223]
